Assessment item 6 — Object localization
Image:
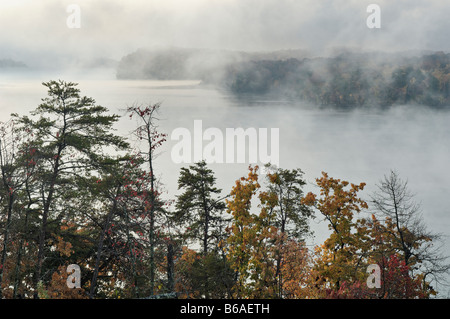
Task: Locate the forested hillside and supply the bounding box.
[117,48,450,109]
[116,47,309,82]
[0,80,448,299]
[223,51,450,108]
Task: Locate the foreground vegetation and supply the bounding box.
[0,81,449,299]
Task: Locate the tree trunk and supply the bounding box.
[90,189,119,299]
[167,243,174,292]
[33,151,61,298]
[0,192,14,298]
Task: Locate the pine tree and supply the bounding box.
[174,160,228,298]
[12,80,129,297]
[175,161,227,256]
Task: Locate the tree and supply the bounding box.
[9,139,41,298]
[88,157,127,299]
[379,254,428,299]
[173,160,228,298]
[127,103,167,296]
[225,165,261,298]
[261,165,313,297]
[174,247,235,299]
[277,238,310,298]
[224,165,314,298]
[12,80,129,297]
[225,165,286,298]
[370,170,450,296]
[175,161,227,256]
[302,172,369,293]
[86,153,164,299]
[0,120,23,297]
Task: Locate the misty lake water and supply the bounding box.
[1,69,450,294]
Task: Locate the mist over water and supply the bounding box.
[0,0,449,300]
[2,71,449,294]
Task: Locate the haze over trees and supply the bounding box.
[0,81,448,299]
[117,48,450,109]
[0,59,27,69]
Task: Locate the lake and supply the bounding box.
[1,69,449,296]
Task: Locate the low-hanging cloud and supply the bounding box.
[0,0,449,68]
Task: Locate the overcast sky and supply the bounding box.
[0,0,449,67]
[1,0,449,296]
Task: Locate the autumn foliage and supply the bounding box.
[0,81,447,299]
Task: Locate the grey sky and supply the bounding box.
[0,0,449,67]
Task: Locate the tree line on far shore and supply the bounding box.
[117,48,450,109]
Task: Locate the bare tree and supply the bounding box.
[127,103,167,296]
[370,170,450,293]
